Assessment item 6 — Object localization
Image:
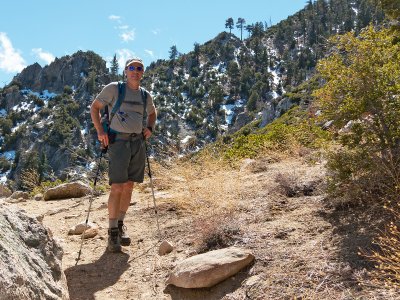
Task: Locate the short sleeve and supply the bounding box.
[96,82,118,106]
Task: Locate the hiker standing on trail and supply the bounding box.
[90,57,157,252]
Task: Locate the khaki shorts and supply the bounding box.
[108,134,145,184]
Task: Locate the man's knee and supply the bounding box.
[111,183,125,194]
[123,181,134,191]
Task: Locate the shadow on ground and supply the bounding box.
[65,251,129,300]
[322,202,389,272]
[163,266,251,300]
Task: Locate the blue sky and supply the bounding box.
[0,0,307,86]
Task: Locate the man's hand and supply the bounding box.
[98,130,109,147]
[143,127,153,140]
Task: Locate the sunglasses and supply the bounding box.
[126,65,143,71]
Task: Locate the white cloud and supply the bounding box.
[32,48,55,65]
[116,49,136,69]
[0,32,26,73]
[145,49,154,58]
[118,25,129,30]
[151,29,161,35]
[120,30,135,42]
[109,15,121,21]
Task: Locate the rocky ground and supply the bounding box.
[11,155,400,299]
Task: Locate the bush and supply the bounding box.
[63,85,73,95]
[19,168,40,192]
[194,213,241,253]
[0,157,11,172]
[314,26,400,206]
[362,206,400,288]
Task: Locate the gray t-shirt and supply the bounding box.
[96,82,156,134]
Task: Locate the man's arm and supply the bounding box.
[143,110,157,139]
[90,99,109,146]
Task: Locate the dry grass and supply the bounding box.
[360,205,400,291]
[151,155,244,215]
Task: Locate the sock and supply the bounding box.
[118,211,126,222]
[109,218,118,229]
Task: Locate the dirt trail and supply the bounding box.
[13,157,396,299]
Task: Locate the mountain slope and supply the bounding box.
[0,0,385,190]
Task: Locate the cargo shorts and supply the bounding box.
[108,133,145,184]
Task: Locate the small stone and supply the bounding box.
[36,214,44,223]
[159,240,174,256]
[33,193,43,201]
[68,221,98,235]
[82,227,99,239]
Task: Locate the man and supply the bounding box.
[90,57,157,252]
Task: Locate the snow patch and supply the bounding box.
[0,170,10,183]
[181,135,192,144]
[1,151,16,161]
[221,104,236,125]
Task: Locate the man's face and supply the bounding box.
[125,63,144,81]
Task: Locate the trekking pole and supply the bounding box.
[75,147,107,265]
[145,142,161,239]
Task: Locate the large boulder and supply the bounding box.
[166,247,254,288]
[44,181,92,200]
[0,204,69,299]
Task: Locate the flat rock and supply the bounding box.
[166,247,254,288]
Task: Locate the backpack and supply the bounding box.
[101,81,148,136]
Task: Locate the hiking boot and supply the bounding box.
[118,221,131,246]
[107,227,121,252]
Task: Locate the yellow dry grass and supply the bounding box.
[159,156,244,215]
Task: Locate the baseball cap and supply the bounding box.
[125,57,144,68]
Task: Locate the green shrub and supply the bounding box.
[0,157,11,172]
[31,179,64,196]
[314,26,400,205]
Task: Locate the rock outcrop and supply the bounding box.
[16,50,109,94]
[0,204,69,299]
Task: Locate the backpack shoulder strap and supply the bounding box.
[139,87,148,127]
[139,87,148,110]
[110,81,126,123]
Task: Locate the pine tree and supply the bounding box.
[227,61,240,97]
[225,18,234,34]
[169,45,178,60]
[110,54,119,81]
[247,91,258,112]
[236,18,246,41]
[245,24,254,38]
